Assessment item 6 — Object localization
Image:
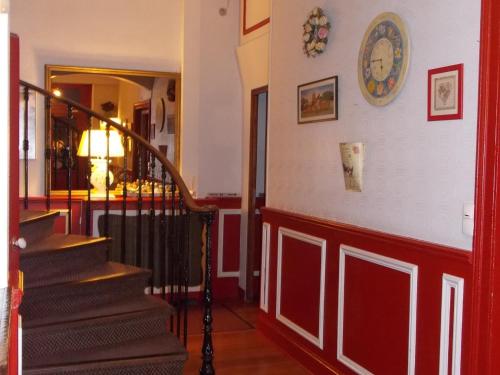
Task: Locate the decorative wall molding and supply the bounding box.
[276,227,326,349]
[217,209,241,278]
[243,0,270,35]
[439,274,464,375]
[260,222,271,312]
[337,245,418,375]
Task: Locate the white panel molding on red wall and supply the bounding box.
[337,245,418,375]
[260,222,271,312]
[276,227,326,349]
[439,274,464,375]
[217,209,241,278]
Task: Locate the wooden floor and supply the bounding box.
[184,300,309,374]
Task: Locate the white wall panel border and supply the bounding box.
[337,245,418,375]
[439,274,464,375]
[276,227,326,349]
[259,222,271,312]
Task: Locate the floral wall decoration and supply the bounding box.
[303,7,331,58]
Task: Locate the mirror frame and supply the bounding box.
[45,65,182,194]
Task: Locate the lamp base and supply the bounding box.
[90,159,115,198]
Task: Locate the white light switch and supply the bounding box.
[463,202,474,236]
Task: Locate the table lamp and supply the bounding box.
[77,129,124,197]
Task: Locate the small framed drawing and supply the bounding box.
[427,64,463,121]
[298,76,338,124]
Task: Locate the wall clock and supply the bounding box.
[358,12,410,106]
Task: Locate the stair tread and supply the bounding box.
[22,233,110,257]
[20,210,59,226]
[25,261,150,290]
[25,333,187,370]
[25,295,174,329]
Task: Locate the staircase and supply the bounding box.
[19,209,188,374]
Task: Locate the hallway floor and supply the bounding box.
[183,300,309,374]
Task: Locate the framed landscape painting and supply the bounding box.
[298,76,338,124]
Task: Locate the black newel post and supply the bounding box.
[200,211,215,375]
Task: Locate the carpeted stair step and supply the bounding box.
[21,234,110,287]
[24,303,174,362]
[24,295,172,329]
[20,210,59,245]
[20,262,151,322]
[23,334,187,375]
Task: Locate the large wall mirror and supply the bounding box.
[45,65,181,192]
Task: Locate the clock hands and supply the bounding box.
[370,58,384,72]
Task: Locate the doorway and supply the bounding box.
[246,86,268,301]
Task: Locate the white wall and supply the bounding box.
[10,0,183,195]
[267,0,480,250]
[182,0,243,197]
[237,10,270,289]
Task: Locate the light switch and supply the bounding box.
[463,202,474,236]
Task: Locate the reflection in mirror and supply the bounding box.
[45,65,180,193]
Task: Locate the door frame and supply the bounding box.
[245,85,268,301]
[469,0,500,372]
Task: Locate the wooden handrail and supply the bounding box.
[20,80,215,214]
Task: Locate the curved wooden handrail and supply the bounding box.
[21,80,215,214]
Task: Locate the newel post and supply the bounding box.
[200,211,215,375]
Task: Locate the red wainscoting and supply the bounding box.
[258,207,472,375]
[197,197,243,300]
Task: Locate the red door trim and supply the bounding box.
[469,0,500,372]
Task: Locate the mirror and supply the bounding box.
[45,65,181,192]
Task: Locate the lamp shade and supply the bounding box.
[77,129,124,158]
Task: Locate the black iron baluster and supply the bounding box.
[85,115,92,236]
[160,166,167,300]
[174,185,181,338]
[66,105,73,234]
[181,197,190,347]
[104,122,110,245]
[200,212,215,375]
[53,119,58,190]
[23,86,29,209]
[168,179,176,333]
[45,96,51,211]
[149,153,156,293]
[136,144,143,267]
[121,135,128,263]
[177,196,185,340]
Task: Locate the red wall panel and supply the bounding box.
[343,256,410,374]
[280,235,321,337]
[221,213,240,273]
[258,207,472,375]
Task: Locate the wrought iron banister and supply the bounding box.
[20,80,212,214]
[19,80,217,374]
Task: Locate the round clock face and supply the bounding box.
[358,12,410,106]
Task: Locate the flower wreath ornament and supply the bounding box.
[303,7,331,58]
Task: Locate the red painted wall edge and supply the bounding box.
[469,0,500,373]
[9,33,20,375]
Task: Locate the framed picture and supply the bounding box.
[427,64,463,121]
[298,76,338,124]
